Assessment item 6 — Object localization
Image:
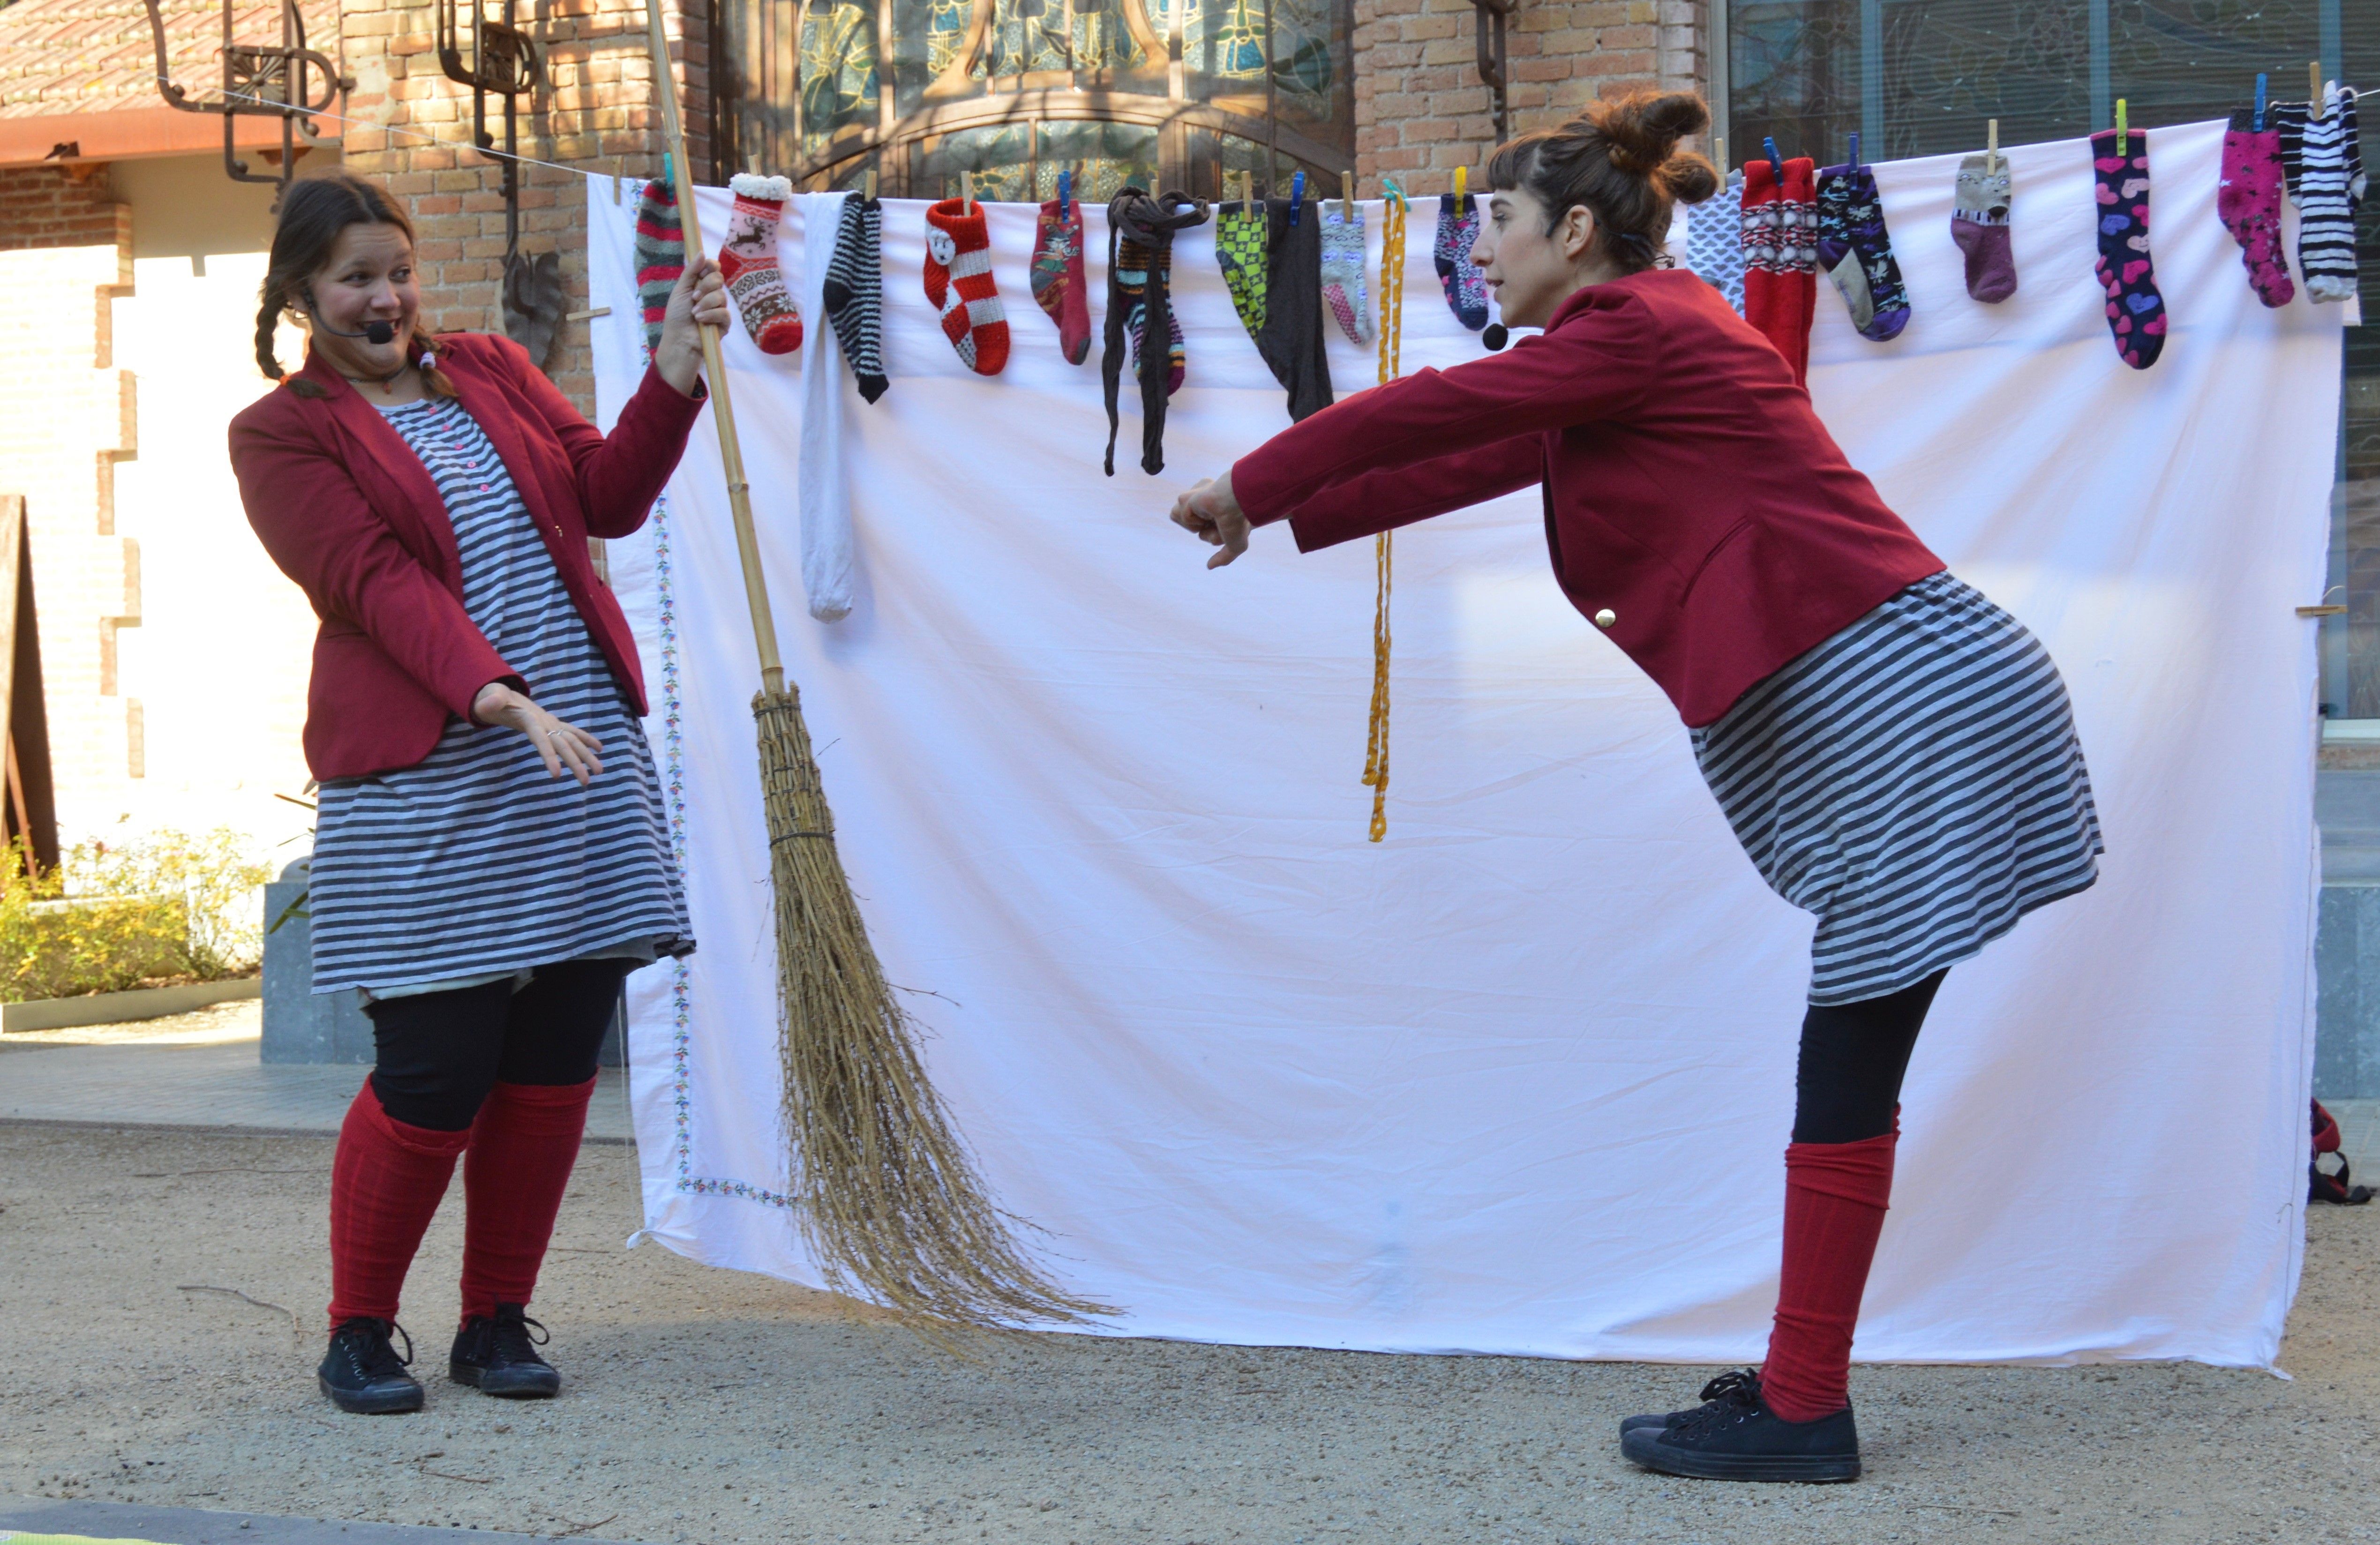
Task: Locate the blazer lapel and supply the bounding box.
[301,350,465,581]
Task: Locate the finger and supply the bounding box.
[1206,545,1239,569]
[532,730,563,779]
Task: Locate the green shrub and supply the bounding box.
[0,829,274,1001]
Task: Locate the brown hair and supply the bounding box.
[1484,90,1720,275]
[254,171,455,397]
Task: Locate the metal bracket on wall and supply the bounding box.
[143,0,352,205]
[438,0,563,368]
[1472,0,1513,144]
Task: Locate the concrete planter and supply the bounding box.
[2,975,260,1033]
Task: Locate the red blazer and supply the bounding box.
[1232,270,1945,728]
[231,334,704,779]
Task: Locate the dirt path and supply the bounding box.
[1,1125,2373,1545]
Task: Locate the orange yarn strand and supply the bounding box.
[1362,191,1407,843]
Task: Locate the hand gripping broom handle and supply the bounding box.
[643,0,786,696]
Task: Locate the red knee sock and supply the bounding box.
[1741,154,1819,385]
[327,1082,471,1328]
[1760,1127,1897,1423]
[458,1076,597,1321]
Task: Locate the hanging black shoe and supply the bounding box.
[1619,1369,1860,1482]
[450,1303,561,1399]
[318,1317,423,1415]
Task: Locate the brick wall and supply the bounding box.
[0,165,134,254]
[1352,0,1708,192]
[334,0,714,414]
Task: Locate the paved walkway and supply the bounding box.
[0,1496,633,1544]
[0,1006,633,1143]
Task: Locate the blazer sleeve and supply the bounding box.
[1282,436,1545,551]
[231,405,518,722]
[1232,290,1656,525]
[488,333,706,540]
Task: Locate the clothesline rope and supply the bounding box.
[1362,192,1407,843]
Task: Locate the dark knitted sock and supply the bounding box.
[2090,128,2166,370]
[1816,163,1910,342]
[1434,191,1487,330]
[458,1077,596,1320]
[327,1083,470,1327]
[1102,188,1208,477]
[1254,197,1335,422]
[821,194,887,402]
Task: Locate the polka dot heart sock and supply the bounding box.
[2090,128,2167,371]
[719,173,803,354]
[923,197,1009,375]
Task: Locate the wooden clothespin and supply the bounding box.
[2254,75,2268,133]
[1713,135,1725,175]
[746,153,761,175]
[611,156,623,203]
[1985,119,1998,174]
[863,168,877,200]
[2312,61,2327,120]
[1341,168,1354,220]
[961,168,974,215]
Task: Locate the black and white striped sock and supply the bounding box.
[821,194,887,402]
[2277,85,2365,305]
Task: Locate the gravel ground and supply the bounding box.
[1,1123,2374,1545]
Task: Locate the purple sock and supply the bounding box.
[1951,154,2017,304]
[2091,129,2166,370]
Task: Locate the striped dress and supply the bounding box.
[1691,571,2102,1006]
[307,395,692,997]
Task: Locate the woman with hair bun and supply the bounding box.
[1170,91,2101,1482]
[231,171,728,1415]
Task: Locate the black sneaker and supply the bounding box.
[1618,1369,1779,1436]
[318,1317,423,1415]
[450,1303,561,1399]
[1619,1369,1860,1482]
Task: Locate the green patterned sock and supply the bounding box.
[1215,199,1269,343]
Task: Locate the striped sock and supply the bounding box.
[719,173,802,354]
[822,194,887,402]
[923,198,1009,376]
[2278,86,2365,304]
[632,180,685,362]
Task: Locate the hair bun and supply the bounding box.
[1593,90,1711,175]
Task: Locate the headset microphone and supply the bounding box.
[316,318,398,345]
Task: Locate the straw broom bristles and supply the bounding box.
[754,686,1115,1338]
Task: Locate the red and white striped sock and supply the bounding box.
[923,198,1009,376]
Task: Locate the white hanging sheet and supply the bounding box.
[587,119,2341,1365]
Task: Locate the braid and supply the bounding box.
[413,327,460,399]
[254,278,287,380]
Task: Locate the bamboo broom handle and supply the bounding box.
[643,0,786,696]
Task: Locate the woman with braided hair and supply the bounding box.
[1169,92,2101,1481]
[231,172,728,1414]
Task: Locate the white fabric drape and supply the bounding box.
[586,119,2341,1366]
[795,190,854,622]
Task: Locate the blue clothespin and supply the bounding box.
[1764,136,1784,181]
[1381,175,1408,210]
[1849,131,1860,169]
[1289,168,1306,226]
[2255,73,2269,131]
[662,152,672,188]
[1057,167,1071,220]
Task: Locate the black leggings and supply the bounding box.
[363,958,632,1132]
[1792,970,1946,1145]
